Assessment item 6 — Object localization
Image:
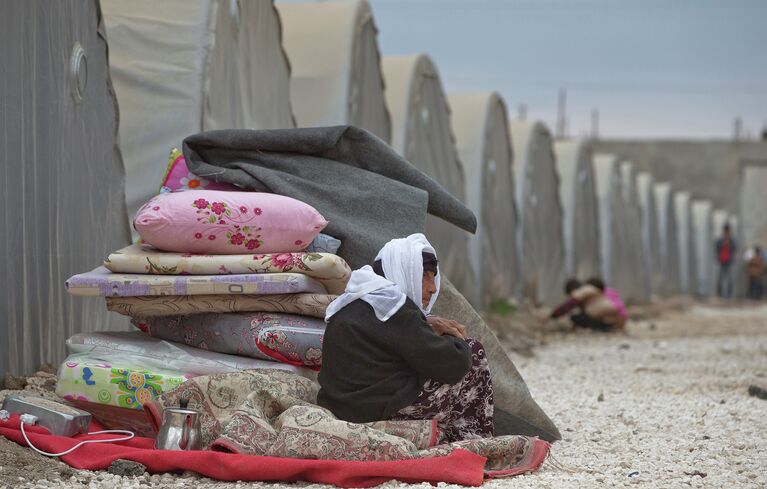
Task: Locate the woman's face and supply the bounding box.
[421,270,438,308]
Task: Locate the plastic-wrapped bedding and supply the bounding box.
[652,182,681,294]
[448,92,518,308]
[382,54,472,296]
[619,162,649,303]
[636,172,663,297]
[133,312,326,368]
[593,154,630,293]
[553,139,600,281]
[101,0,295,223]
[691,200,715,297]
[64,331,317,379]
[276,0,390,143]
[57,332,317,435]
[0,0,132,376]
[509,121,565,305]
[674,191,696,295]
[65,267,327,297]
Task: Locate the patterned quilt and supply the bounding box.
[106,293,336,319]
[104,244,351,294]
[145,370,550,478]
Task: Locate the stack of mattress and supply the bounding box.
[60,153,350,434]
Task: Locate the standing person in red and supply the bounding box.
[715,224,737,298]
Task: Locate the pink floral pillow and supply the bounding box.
[160,148,239,193]
[134,190,328,254]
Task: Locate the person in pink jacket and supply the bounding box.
[550,277,627,331]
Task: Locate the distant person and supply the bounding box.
[744,245,765,300]
[549,277,627,332]
[715,224,737,298]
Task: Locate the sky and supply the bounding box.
[365,0,766,139]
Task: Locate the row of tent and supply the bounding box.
[0,0,747,376]
[104,0,737,308]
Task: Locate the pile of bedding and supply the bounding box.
[42,142,551,483]
[60,149,350,433]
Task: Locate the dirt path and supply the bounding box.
[2,302,766,488]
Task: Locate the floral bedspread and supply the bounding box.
[104,244,351,294]
[144,370,549,477]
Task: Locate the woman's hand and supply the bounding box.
[426,315,468,340]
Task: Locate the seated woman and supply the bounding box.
[550,277,627,331]
[317,233,493,442]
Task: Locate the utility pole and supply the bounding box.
[591,108,599,139]
[556,89,567,138]
[733,117,743,141]
[518,104,527,121]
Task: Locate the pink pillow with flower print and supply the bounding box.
[160,148,239,193]
[134,190,328,254]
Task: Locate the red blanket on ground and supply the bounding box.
[0,415,488,487]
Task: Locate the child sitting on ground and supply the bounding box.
[549,277,627,332]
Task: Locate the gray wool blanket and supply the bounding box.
[183,126,475,269]
[183,126,561,442]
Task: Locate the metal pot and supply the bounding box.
[154,405,202,451]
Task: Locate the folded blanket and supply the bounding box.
[134,312,326,368]
[66,267,327,297]
[145,369,549,477]
[104,244,351,294]
[106,293,336,319]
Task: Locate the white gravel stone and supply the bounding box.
[5,302,767,488]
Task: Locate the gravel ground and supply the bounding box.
[2,301,766,488]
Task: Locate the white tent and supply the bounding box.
[382,54,472,294]
[1,0,131,375]
[102,0,295,222]
[509,121,565,305]
[553,140,600,280]
[712,209,730,240]
[739,162,767,250]
[619,162,649,303]
[636,172,663,297]
[692,200,715,297]
[448,92,518,308]
[653,182,681,294]
[593,154,629,292]
[674,191,696,294]
[276,0,390,142]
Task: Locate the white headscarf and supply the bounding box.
[324,233,440,322]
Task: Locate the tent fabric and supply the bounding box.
[448,92,518,308]
[102,0,295,223]
[619,162,649,303]
[636,172,663,297]
[653,182,682,295]
[0,0,131,376]
[553,139,600,281]
[739,162,767,250]
[592,154,630,293]
[673,192,696,295]
[382,54,472,295]
[711,209,730,240]
[276,0,390,143]
[691,200,715,297]
[508,122,565,305]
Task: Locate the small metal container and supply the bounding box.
[155,406,202,450]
